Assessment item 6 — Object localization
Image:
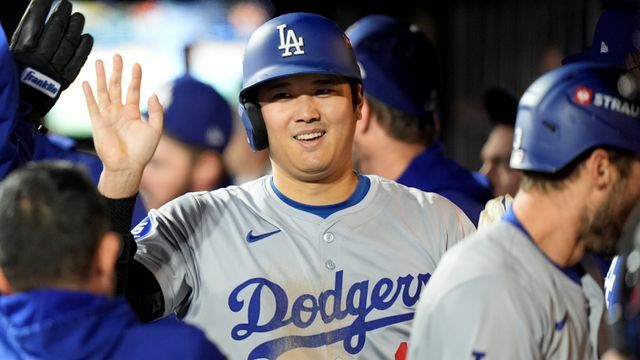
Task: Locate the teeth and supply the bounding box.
[294,131,324,141]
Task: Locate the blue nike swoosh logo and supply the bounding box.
[246,229,281,243]
[555,312,568,331]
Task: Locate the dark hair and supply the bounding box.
[520,147,636,192]
[366,94,436,145]
[483,87,518,127]
[0,161,109,291]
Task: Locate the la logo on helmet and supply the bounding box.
[277,24,305,57]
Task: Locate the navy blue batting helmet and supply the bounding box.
[238,12,362,151]
[510,62,640,173]
[346,15,440,119]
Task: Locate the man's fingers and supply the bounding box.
[10,0,54,50]
[95,59,110,109]
[108,54,123,105]
[147,94,164,134]
[37,0,71,59]
[63,34,93,84]
[51,12,85,72]
[125,63,142,107]
[82,81,100,123]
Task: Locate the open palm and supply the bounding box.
[83,54,163,174]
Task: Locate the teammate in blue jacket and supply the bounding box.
[0,0,98,184]
[83,13,474,359]
[0,20,34,179]
[0,161,225,359]
[409,63,640,359]
[347,15,493,225]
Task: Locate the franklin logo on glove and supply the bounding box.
[20,68,60,98]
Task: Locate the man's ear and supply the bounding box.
[191,150,224,191]
[354,84,364,120]
[587,148,614,190]
[0,267,13,295]
[356,96,372,134]
[90,231,120,296]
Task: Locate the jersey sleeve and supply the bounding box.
[0,26,35,179]
[133,193,206,317]
[431,194,476,253]
[408,276,542,360]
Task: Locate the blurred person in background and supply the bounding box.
[347,15,492,225]
[477,87,521,198]
[131,74,234,224]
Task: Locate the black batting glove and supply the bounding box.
[10,0,93,132]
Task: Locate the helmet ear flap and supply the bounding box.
[239,102,269,151]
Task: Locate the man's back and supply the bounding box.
[397,141,493,225]
[409,220,605,359]
[0,289,225,359]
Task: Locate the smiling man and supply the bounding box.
[83,13,474,359]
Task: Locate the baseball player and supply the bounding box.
[346,15,493,225]
[82,13,474,359]
[408,63,640,359]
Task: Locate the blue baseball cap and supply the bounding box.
[156,75,233,153]
[346,15,440,118]
[563,7,640,67]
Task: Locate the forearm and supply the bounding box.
[102,193,137,294]
[0,113,36,180]
[102,193,165,321]
[98,169,143,199]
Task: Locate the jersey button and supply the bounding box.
[323,232,335,243]
[325,259,336,270]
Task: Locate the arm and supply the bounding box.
[1,0,94,178]
[104,193,165,321]
[83,54,164,319]
[0,26,35,179]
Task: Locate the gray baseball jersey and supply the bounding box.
[408,219,608,360]
[131,174,474,359]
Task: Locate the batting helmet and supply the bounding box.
[510,62,640,173]
[346,15,440,119]
[238,12,361,151]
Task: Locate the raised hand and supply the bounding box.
[11,0,93,132]
[82,54,163,198]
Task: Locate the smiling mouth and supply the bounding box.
[293,131,325,141]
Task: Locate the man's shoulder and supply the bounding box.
[367,174,454,205]
[430,222,534,286]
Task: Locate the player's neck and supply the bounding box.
[271,166,360,206]
[361,139,425,181]
[512,189,585,267]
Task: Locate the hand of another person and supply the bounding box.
[11,0,93,132]
[478,194,514,230]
